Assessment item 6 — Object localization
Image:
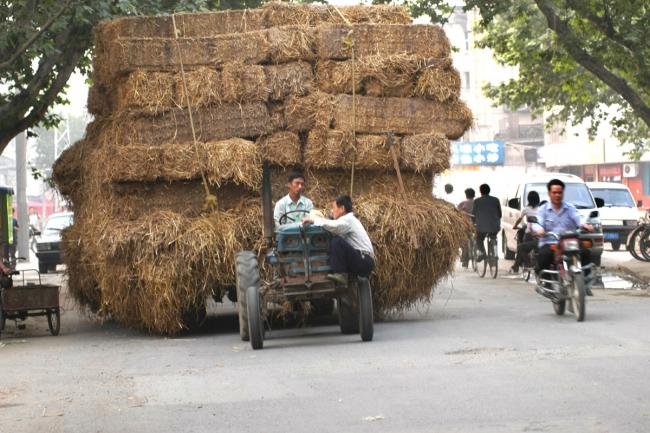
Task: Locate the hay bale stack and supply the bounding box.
[53,3,473,334]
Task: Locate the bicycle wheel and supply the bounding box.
[488,237,498,279]
[627,225,646,261]
[468,240,477,271]
[640,229,650,261]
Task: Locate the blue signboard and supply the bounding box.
[451,140,505,166]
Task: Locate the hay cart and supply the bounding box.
[0,187,60,337]
[235,163,373,350]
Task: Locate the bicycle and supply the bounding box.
[627,211,650,261]
[467,237,478,272]
[476,233,498,278]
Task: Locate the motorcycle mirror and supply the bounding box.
[589,210,599,218]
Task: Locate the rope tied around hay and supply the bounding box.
[171,14,217,213]
[333,6,357,197]
[385,132,420,249]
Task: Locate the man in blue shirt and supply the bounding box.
[531,179,594,294]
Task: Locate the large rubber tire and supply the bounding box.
[38,262,48,274]
[611,240,622,251]
[553,300,566,315]
[571,274,586,322]
[246,285,264,350]
[502,231,515,260]
[357,278,374,342]
[338,295,359,334]
[235,251,260,341]
[47,309,60,336]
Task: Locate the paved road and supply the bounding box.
[1,257,649,433]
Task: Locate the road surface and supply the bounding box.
[1,251,649,433]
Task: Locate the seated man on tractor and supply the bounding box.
[273,171,313,228]
[302,195,375,287]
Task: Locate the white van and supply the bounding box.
[501,173,604,264]
[587,182,641,251]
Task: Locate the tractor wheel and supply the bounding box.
[338,295,358,335]
[235,251,260,342]
[357,278,374,342]
[246,285,264,350]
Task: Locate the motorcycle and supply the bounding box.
[528,215,597,322]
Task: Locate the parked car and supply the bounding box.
[35,212,73,273]
[501,173,604,265]
[587,182,641,251]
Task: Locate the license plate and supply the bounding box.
[604,232,619,241]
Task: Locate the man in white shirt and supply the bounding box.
[273,171,313,227]
[302,195,375,287]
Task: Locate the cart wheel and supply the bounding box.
[47,308,60,336]
[337,295,358,335]
[246,285,264,350]
[357,278,374,342]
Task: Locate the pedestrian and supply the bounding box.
[457,188,475,268]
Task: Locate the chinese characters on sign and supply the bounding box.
[451,141,505,166]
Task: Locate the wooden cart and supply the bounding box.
[0,270,60,336]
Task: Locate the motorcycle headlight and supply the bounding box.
[562,239,580,251]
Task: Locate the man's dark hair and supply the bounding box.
[547,178,565,191]
[335,195,353,213]
[444,183,454,194]
[287,171,305,183]
[479,184,490,195]
[527,190,541,207]
[465,188,475,199]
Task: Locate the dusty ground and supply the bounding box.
[1,249,649,433]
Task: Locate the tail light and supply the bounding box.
[562,238,580,251]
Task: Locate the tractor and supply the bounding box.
[235,163,373,350]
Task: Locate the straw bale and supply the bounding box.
[111,182,256,220]
[257,131,302,167]
[267,26,316,63]
[95,9,266,39]
[51,139,88,203]
[332,95,473,139]
[338,5,412,25]
[99,102,273,146]
[100,31,271,82]
[364,79,414,97]
[264,62,313,101]
[284,91,335,132]
[316,24,450,60]
[103,139,262,189]
[219,62,268,102]
[401,133,450,173]
[87,84,111,115]
[353,194,470,313]
[262,3,411,27]
[114,70,178,114]
[269,102,287,130]
[414,59,461,102]
[315,60,362,94]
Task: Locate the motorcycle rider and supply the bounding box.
[531,179,594,295]
[457,188,475,268]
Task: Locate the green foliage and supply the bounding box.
[0,0,252,153]
[378,0,650,158]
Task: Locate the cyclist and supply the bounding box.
[457,188,475,268]
[510,190,541,273]
[472,184,501,263]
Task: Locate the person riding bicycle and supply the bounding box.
[457,188,475,268]
[531,179,595,295]
[273,171,313,228]
[472,184,501,262]
[510,190,541,273]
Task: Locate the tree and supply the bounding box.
[374,0,650,157]
[0,0,260,154]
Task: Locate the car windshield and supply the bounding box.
[591,188,636,208]
[525,183,595,209]
[44,214,73,233]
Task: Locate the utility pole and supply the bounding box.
[15,131,30,260]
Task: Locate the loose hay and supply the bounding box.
[284,91,335,132]
[265,62,313,101]
[353,194,470,313]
